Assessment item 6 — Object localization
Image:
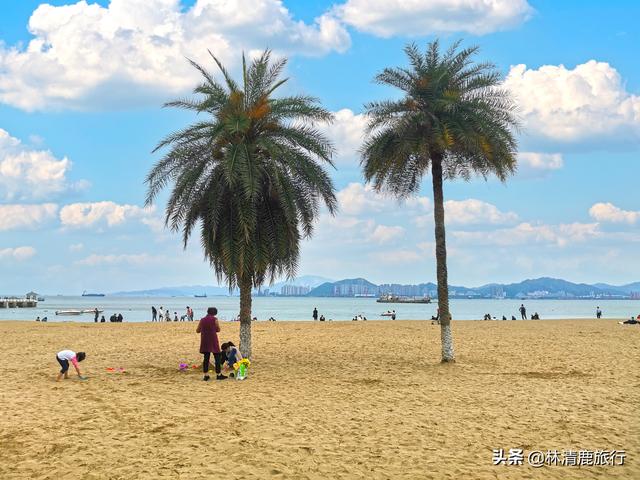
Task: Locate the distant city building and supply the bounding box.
[281,285,310,296]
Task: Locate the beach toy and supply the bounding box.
[234,358,250,380]
[192,364,198,369]
[179,363,189,371]
[106,367,115,372]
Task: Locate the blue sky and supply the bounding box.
[1,0,639,294]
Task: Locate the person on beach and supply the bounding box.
[152,306,157,322]
[622,316,639,325]
[391,310,396,320]
[117,313,123,322]
[36,316,40,322]
[56,350,86,381]
[313,308,318,321]
[159,306,164,322]
[596,306,602,319]
[220,341,243,377]
[94,308,99,323]
[196,307,226,381]
[519,304,527,320]
[100,315,106,323]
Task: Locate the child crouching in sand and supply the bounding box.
[221,342,243,378]
[56,350,86,381]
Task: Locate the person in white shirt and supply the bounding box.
[56,349,86,381]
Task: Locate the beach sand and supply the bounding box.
[0,319,637,479]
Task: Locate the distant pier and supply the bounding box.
[0,296,39,308]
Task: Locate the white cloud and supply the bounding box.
[518,152,563,177]
[335,0,532,37]
[445,199,518,225]
[75,253,163,267]
[337,182,395,215]
[318,109,367,166]
[589,202,640,224]
[371,249,422,265]
[452,222,601,247]
[336,182,433,217]
[405,196,431,212]
[0,203,58,231]
[410,199,516,227]
[59,201,153,228]
[0,128,86,200]
[68,243,84,252]
[504,60,640,146]
[0,246,37,261]
[141,216,166,234]
[0,0,350,111]
[370,224,405,244]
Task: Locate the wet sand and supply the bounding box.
[0,319,638,479]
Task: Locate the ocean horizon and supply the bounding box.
[2,296,638,323]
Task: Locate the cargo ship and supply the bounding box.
[82,291,105,297]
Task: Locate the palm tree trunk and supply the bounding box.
[239,277,253,358]
[431,156,455,362]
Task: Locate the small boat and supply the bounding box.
[380,311,395,317]
[55,310,83,315]
[194,293,207,298]
[81,309,104,314]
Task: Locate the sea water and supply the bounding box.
[1,296,638,322]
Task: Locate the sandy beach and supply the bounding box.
[0,319,638,479]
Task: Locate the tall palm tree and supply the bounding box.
[146,50,337,358]
[361,40,519,362]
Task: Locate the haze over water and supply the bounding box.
[2,296,638,323]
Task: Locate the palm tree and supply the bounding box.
[146,50,337,358]
[360,40,519,362]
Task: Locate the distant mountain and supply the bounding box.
[307,276,640,299]
[111,285,234,297]
[268,275,333,294]
[110,276,639,299]
[111,275,333,297]
[309,278,377,297]
[593,282,640,294]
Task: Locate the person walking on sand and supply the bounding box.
[196,307,226,381]
[158,306,164,322]
[596,306,602,319]
[313,307,318,321]
[519,304,527,320]
[152,306,157,322]
[94,308,99,323]
[56,349,87,381]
